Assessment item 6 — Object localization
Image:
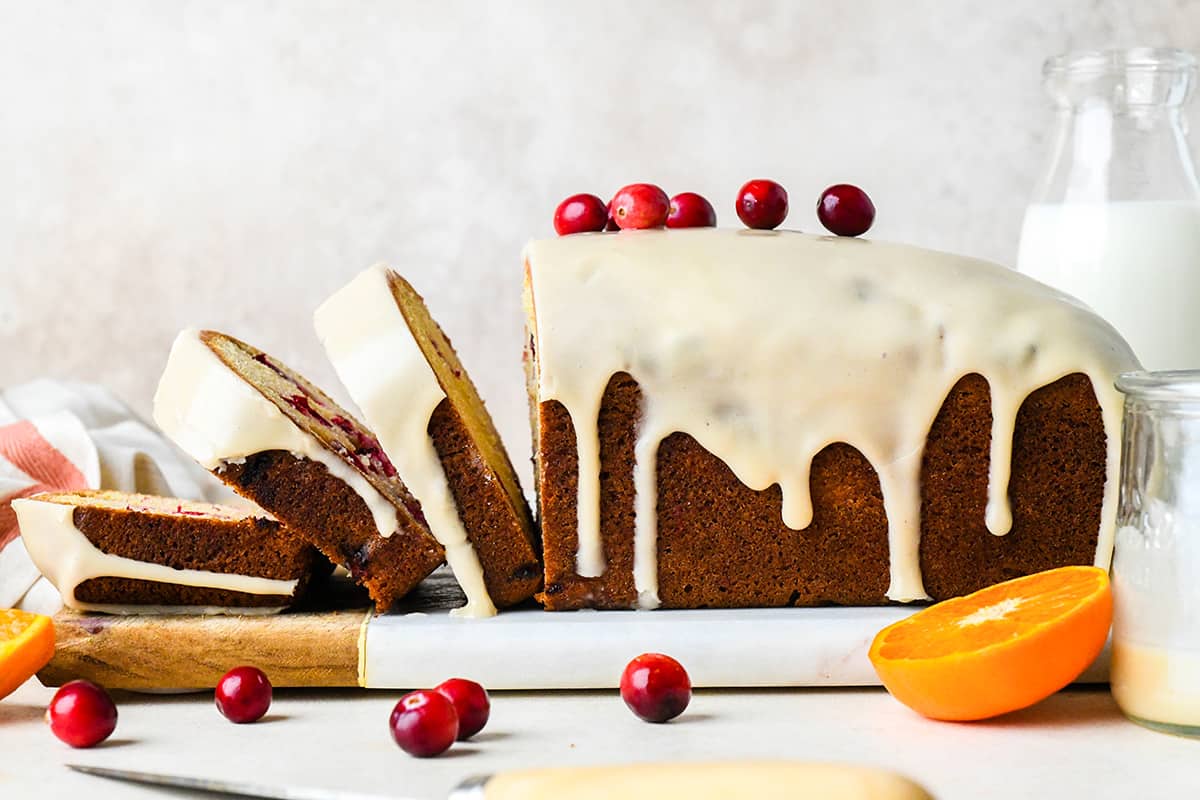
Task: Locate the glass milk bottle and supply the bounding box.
[1017,48,1200,370]
[1112,371,1200,735]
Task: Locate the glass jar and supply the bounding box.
[1111,370,1200,735]
[1017,48,1200,370]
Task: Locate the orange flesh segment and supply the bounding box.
[876,567,1107,659]
[0,608,55,700]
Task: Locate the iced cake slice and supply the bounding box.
[153,329,445,611]
[13,490,315,614]
[315,266,541,617]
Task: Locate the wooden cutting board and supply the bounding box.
[39,573,383,690]
[39,573,468,690]
[39,572,512,690]
[38,571,1112,691]
[41,608,366,690]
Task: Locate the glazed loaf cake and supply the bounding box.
[315,266,541,617]
[154,329,445,611]
[13,490,315,614]
[523,229,1139,611]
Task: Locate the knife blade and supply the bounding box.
[68,760,933,799]
[66,764,416,800]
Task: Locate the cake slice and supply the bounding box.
[315,266,541,616]
[13,490,315,614]
[153,329,445,611]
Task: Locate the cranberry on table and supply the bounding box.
[46,680,118,748]
[215,666,273,724]
[817,183,876,237]
[610,183,671,229]
[553,193,609,236]
[620,653,692,723]
[667,192,717,228]
[735,179,789,230]
[390,689,459,757]
[435,677,490,740]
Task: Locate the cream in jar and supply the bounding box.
[1111,370,1200,734]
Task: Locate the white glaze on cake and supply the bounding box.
[315,265,496,618]
[523,229,1139,608]
[153,329,401,540]
[13,496,298,615]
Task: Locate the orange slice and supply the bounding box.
[0,609,55,700]
[869,565,1111,721]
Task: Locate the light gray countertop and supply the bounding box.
[1,677,1196,798]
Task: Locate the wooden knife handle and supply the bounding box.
[472,761,934,800]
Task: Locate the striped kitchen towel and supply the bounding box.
[0,379,223,613]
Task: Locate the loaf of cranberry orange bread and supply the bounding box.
[523,229,1139,610]
[153,329,445,611]
[13,490,315,614]
[315,266,540,616]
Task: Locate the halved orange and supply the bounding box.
[0,609,55,700]
[869,565,1111,721]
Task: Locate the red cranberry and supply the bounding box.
[667,192,717,228]
[610,184,670,230]
[817,184,876,237]
[553,193,609,236]
[390,690,459,757]
[215,666,272,724]
[604,202,620,231]
[735,179,788,230]
[284,393,324,423]
[46,680,117,748]
[435,678,490,740]
[620,653,692,723]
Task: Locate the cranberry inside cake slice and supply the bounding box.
[153,329,445,611]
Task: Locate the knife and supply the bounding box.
[68,761,934,799]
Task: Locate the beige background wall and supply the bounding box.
[3,0,1199,488]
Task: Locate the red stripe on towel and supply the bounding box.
[0,485,54,549]
[0,420,88,490]
[0,420,89,549]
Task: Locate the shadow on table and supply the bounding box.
[108,687,374,705]
[0,703,43,725]
[969,687,1122,729]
